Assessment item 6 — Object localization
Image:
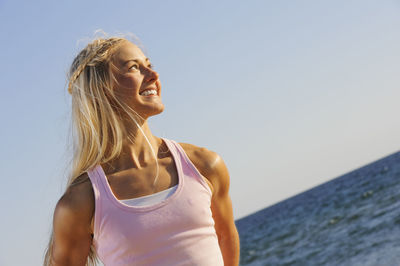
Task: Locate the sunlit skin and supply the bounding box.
[110,41,164,120]
[51,40,240,266]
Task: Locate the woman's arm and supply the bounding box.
[208,155,240,266]
[180,143,240,266]
[51,174,94,266]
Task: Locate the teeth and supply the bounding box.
[140,89,157,96]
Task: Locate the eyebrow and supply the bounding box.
[123,58,150,65]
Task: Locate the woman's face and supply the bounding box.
[111,40,164,120]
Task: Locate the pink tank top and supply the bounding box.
[87,138,224,266]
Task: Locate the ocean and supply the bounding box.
[236,151,400,266]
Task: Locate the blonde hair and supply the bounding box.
[44,35,157,265]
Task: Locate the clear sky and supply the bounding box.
[1,0,399,265]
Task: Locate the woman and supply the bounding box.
[44,36,240,265]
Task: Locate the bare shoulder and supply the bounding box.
[54,173,94,234]
[179,142,230,195]
[56,173,94,214]
[179,143,220,174]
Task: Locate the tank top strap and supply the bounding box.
[86,165,105,237]
[162,138,212,195]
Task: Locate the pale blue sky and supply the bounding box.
[1,0,399,265]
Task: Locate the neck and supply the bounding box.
[102,119,162,174]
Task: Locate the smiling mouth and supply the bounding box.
[139,89,158,96]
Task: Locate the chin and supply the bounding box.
[145,104,165,119]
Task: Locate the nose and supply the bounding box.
[144,67,159,82]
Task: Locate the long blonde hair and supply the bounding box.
[44,36,151,265]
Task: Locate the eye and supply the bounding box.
[129,64,139,71]
[148,63,154,69]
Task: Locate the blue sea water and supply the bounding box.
[236,151,400,266]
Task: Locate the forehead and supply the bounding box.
[112,41,147,64]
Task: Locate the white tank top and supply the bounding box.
[120,185,178,206]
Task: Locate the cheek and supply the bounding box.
[114,73,142,92]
